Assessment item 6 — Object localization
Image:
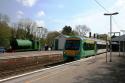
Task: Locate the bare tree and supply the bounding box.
[75,25,90,37]
[0,13,10,24]
[11,18,37,39]
[41,28,48,38]
[11,18,48,39]
[36,27,48,39]
[18,18,37,38]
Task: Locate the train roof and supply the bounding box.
[112,34,125,41]
[66,36,95,43]
[66,36,108,44]
[66,36,87,40]
[14,39,32,46]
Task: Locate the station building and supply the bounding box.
[112,34,125,52]
[53,34,69,50]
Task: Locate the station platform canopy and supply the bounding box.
[112,34,125,41]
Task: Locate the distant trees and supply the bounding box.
[0,13,48,48]
[10,18,48,40]
[0,13,11,48]
[11,18,37,39]
[46,31,60,46]
[18,18,36,39]
[0,13,109,49]
[0,13,10,24]
[61,25,78,36]
[37,27,48,39]
[37,27,48,47]
[74,25,90,37]
[97,34,109,40]
[62,26,72,35]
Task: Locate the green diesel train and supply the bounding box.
[63,36,107,61]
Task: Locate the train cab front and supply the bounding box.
[63,38,81,61]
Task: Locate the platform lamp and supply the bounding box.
[104,12,119,62]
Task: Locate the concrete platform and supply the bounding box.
[0,51,63,60]
[0,51,63,75]
[1,52,125,83]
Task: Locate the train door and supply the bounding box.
[55,39,58,50]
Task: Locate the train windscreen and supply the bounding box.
[65,40,80,50]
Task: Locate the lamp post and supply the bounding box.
[104,12,119,62]
[37,27,43,51]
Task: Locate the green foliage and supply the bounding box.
[69,30,78,36]
[46,31,60,46]
[40,38,46,47]
[16,28,27,39]
[0,13,11,48]
[0,14,43,48]
[12,18,37,40]
[62,26,72,35]
[61,25,78,36]
[0,23,11,48]
[97,34,109,40]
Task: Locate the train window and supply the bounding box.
[83,43,95,50]
[65,40,80,50]
[83,43,87,50]
[90,44,95,50]
[97,44,106,49]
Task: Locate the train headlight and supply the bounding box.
[63,51,66,54]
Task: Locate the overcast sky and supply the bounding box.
[0,0,125,35]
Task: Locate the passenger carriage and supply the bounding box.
[63,36,108,61]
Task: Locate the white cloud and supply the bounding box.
[16,10,24,19]
[35,20,45,27]
[110,0,125,33]
[37,11,45,17]
[109,0,125,12]
[16,0,38,7]
[115,0,125,8]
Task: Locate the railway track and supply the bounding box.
[0,60,65,79]
[0,53,64,79]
